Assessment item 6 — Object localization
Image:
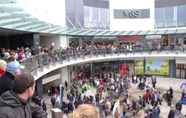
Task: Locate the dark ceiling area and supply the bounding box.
[0,28,29,36]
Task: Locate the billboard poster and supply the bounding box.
[119,64,128,77]
[135,60,144,75]
[145,59,169,76]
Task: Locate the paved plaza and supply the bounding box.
[45,78,186,118]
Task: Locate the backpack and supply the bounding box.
[168,110,175,118]
[51,95,56,106]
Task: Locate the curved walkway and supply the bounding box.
[30,50,186,80]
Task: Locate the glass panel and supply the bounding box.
[177,5,186,27]
[156,5,186,28]
[84,6,109,29]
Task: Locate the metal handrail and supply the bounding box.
[22,47,185,74]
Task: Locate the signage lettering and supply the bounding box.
[114,9,150,19]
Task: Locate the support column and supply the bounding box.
[32,34,41,55]
[79,38,83,48]
[169,59,176,78]
[60,66,71,86]
[33,34,40,48]
[60,35,69,49]
[36,79,43,97]
[144,58,146,76]
[90,63,93,76]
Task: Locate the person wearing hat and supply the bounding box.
[0,70,35,118]
[0,59,7,77]
[0,60,24,95]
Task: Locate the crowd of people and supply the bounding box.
[1,40,183,74]
[0,47,32,62]
[0,40,186,118]
[0,45,57,62]
[0,49,47,118]
[49,65,186,118]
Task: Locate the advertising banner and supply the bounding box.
[145,59,169,76]
[119,64,128,77]
[135,60,144,75]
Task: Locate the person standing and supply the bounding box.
[0,59,7,77]
[113,96,126,118]
[167,87,173,106]
[0,71,35,118]
[0,60,24,95]
[151,102,160,118]
[168,102,185,118]
[151,76,157,88]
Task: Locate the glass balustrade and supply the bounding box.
[21,47,185,73]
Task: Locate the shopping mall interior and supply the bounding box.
[0,0,186,118]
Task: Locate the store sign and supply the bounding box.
[110,0,154,31]
[117,35,144,42]
[145,35,162,39]
[114,9,150,19]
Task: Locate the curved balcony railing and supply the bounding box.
[22,47,186,80]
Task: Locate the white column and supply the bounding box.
[60,36,69,49]
[60,66,70,85]
[173,6,177,27]
[33,34,40,48]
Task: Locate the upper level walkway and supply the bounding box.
[22,48,186,80]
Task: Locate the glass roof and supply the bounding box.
[0,0,186,36]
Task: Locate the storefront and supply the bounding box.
[176,64,186,79]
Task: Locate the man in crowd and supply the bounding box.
[168,102,185,118]
[151,76,157,88]
[0,59,47,118]
[0,71,35,118]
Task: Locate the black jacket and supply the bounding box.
[30,102,47,118]
[0,91,32,118]
[0,72,15,95]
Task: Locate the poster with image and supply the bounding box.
[145,59,169,76]
[135,60,144,75]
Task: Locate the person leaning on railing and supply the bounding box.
[21,44,186,73]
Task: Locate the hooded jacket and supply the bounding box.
[0,72,15,95]
[0,91,32,118]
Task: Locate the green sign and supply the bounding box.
[135,60,144,75]
[145,59,169,76]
